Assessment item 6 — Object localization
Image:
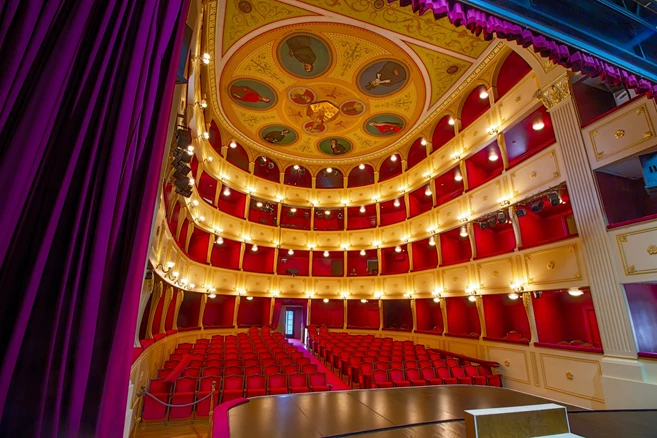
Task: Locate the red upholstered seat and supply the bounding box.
[195,376,220,418]
[403,360,418,370]
[283,364,299,375]
[445,358,459,368]
[464,365,488,385]
[359,362,375,388]
[169,353,184,361]
[244,358,259,367]
[224,366,242,377]
[478,365,503,387]
[245,365,261,376]
[436,367,457,385]
[169,377,197,420]
[163,360,180,369]
[289,373,310,393]
[268,374,288,395]
[390,368,410,387]
[295,356,310,366]
[142,378,171,421]
[264,365,280,376]
[279,357,293,367]
[405,368,426,386]
[301,364,318,374]
[245,374,266,398]
[224,359,241,368]
[372,369,393,388]
[157,368,174,378]
[390,361,403,370]
[188,359,203,369]
[222,375,244,403]
[261,358,276,367]
[177,343,193,350]
[202,367,221,377]
[449,366,473,384]
[375,362,389,370]
[309,373,331,392]
[182,367,200,378]
[206,359,222,368]
[420,367,443,386]
[432,359,446,368]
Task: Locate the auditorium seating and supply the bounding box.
[142,329,333,422]
[307,327,502,390]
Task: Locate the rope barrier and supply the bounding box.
[137,388,215,408]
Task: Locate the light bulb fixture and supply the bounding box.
[180,278,188,285]
[189,283,196,289]
[433,297,440,303]
[488,150,499,162]
[454,170,463,182]
[198,215,205,222]
[191,200,199,207]
[290,207,297,213]
[209,293,216,299]
[359,164,365,170]
[188,178,195,185]
[360,249,366,256]
[460,225,468,237]
[420,138,428,146]
[429,236,436,246]
[448,117,455,126]
[425,185,432,196]
[205,156,213,163]
[510,282,525,294]
[246,296,254,301]
[479,89,489,99]
[229,140,237,149]
[324,210,331,215]
[508,292,519,300]
[323,298,329,303]
[251,244,258,252]
[173,271,180,278]
[198,99,207,108]
[187,145,195,152]
[293,164,300,170]
[223,187,231,196]
[360,205,366,213]
[532,120,545,131]
[390,154,398,162]
[215,236,224,245]
[166,261,175,268]
[394,199,401,207]
[568,289,584,297]
[202,131,210,140]
[326,167,333,173]
[256,201,263,207]
[288,249,294,255]
[201,52,211,64]
[361,299,368,303]
[468,294,477,302]
[395,246,402,253]
[323,250,329,257]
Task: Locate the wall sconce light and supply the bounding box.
[200,52,211,64]
[215,236,224,245]
[466,286,478,302]
[451,152,462,160]
[198,215,205,222]
[251,244,258,252]
[202,131,210,140]
[359,163,366,170]
[290,207,297,213]
[360,249,366,256]
[429,236,436,246]
[499,197,510,207]
[360,205,366,213]
[425,185,432,196]
[532,120,545,131]
[390,154,398,162]
[479,88,489,99]
[568,288,584,297]
[323,250,329,257]
[246,296,254,301]
[394,198,401,207]
[239,290,246,296]
[420,138,428,146]
[395,245,402,253]
[488,149,499,162]
[326,167,333,173]
[204,156,213,164]
[448,117,455,126]
[229,140,237,149]
[459,225,469,237]
[454,169,463,182]
[323,298,329,303]
[223,187,231,196]
[196,99,207,108]
[375,292,382,299]
[487,126,500,136]
[361,299,368,303]
[288,249,294,255]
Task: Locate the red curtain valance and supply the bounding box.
[396,0,657,99]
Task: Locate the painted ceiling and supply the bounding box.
[211,0,493,163]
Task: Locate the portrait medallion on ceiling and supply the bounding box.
[218,23,427,160]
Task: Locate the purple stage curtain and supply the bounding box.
[396,0,657,100]
[271,299,309,330]
[0,1,189,437]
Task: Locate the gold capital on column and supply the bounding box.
[534,74,573,110]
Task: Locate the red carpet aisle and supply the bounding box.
[289,339,351,391]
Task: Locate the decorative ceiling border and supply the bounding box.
[206,1,505,166]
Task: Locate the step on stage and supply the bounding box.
[227,386,655,437]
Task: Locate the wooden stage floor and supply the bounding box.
[227,386,655,438]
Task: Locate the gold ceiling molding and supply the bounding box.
[206,1,505,165]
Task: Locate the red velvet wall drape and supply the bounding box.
[0,1,189,436]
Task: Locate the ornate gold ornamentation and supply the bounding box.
[504,360,510,367]
[515,96,521,103]
[647,245,657,255]
[453,277,458,283]
[483,195,488,201]
[645,131,653,139]
[534,75,572,109]
[546,261,555,270]
[566,371,574,381]
[618,235,628,243]
[492,270,498,278]
[626,265,636,274]
[636,107,646,115]
[614,129,625,139]
[530,171,537,179]
[590,130,599,137]
[574,272,582,280]
[596,151,605,159]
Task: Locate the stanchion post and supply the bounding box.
[132,386,146,438]
[208,381,217,438]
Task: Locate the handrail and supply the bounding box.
[428,348,500,368]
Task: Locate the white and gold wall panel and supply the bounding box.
[524,241,586,288]
[486,345,531,384]
[349,229,377,249]
[314,232,343,250]
[582,97,657,169]
[468,179,506,217]
[539,353,604,403]
[382,275,410,297]
[609,222,657,281]
[313,278,342,298]
[476,256,516,291]
[280,229,308,249]
[413,272,437,295]
[442,265,471,293]
[461,111,497,157]
[279,277,308,295]
[244,273,272,294]
[498,73,540,124]
[508,146,563,199]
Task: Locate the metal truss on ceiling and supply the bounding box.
[461,0,657,82]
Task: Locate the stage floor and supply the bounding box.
[227,386,655,438]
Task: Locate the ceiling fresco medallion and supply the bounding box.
[364,114,406,136]
[277,33,333,78]
[218,23,425,159]
[358,59,409,97]
[260,125,298,145]
[318,137,352,156]
[228,79,277,110]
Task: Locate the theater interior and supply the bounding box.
[2,1,657,437]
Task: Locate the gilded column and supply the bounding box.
[411,299,417,332]
[343,299,348,330]
[173,289,184,331]
[538,74,636,357]
[134,276,154,347]
[233,295,241,329]
[199,293,208,329]
[159,286,174,335]
[238,242,246,270]
[378,299,383,331]
[475,295,486,338]
[407,242,414,272]
[145,281,163,339]
[522,292,539,343]
[440,298,448,335]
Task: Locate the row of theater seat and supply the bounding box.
[307,326,502,389]
[143,330,332,422]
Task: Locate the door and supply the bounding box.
[284,309,295,338]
